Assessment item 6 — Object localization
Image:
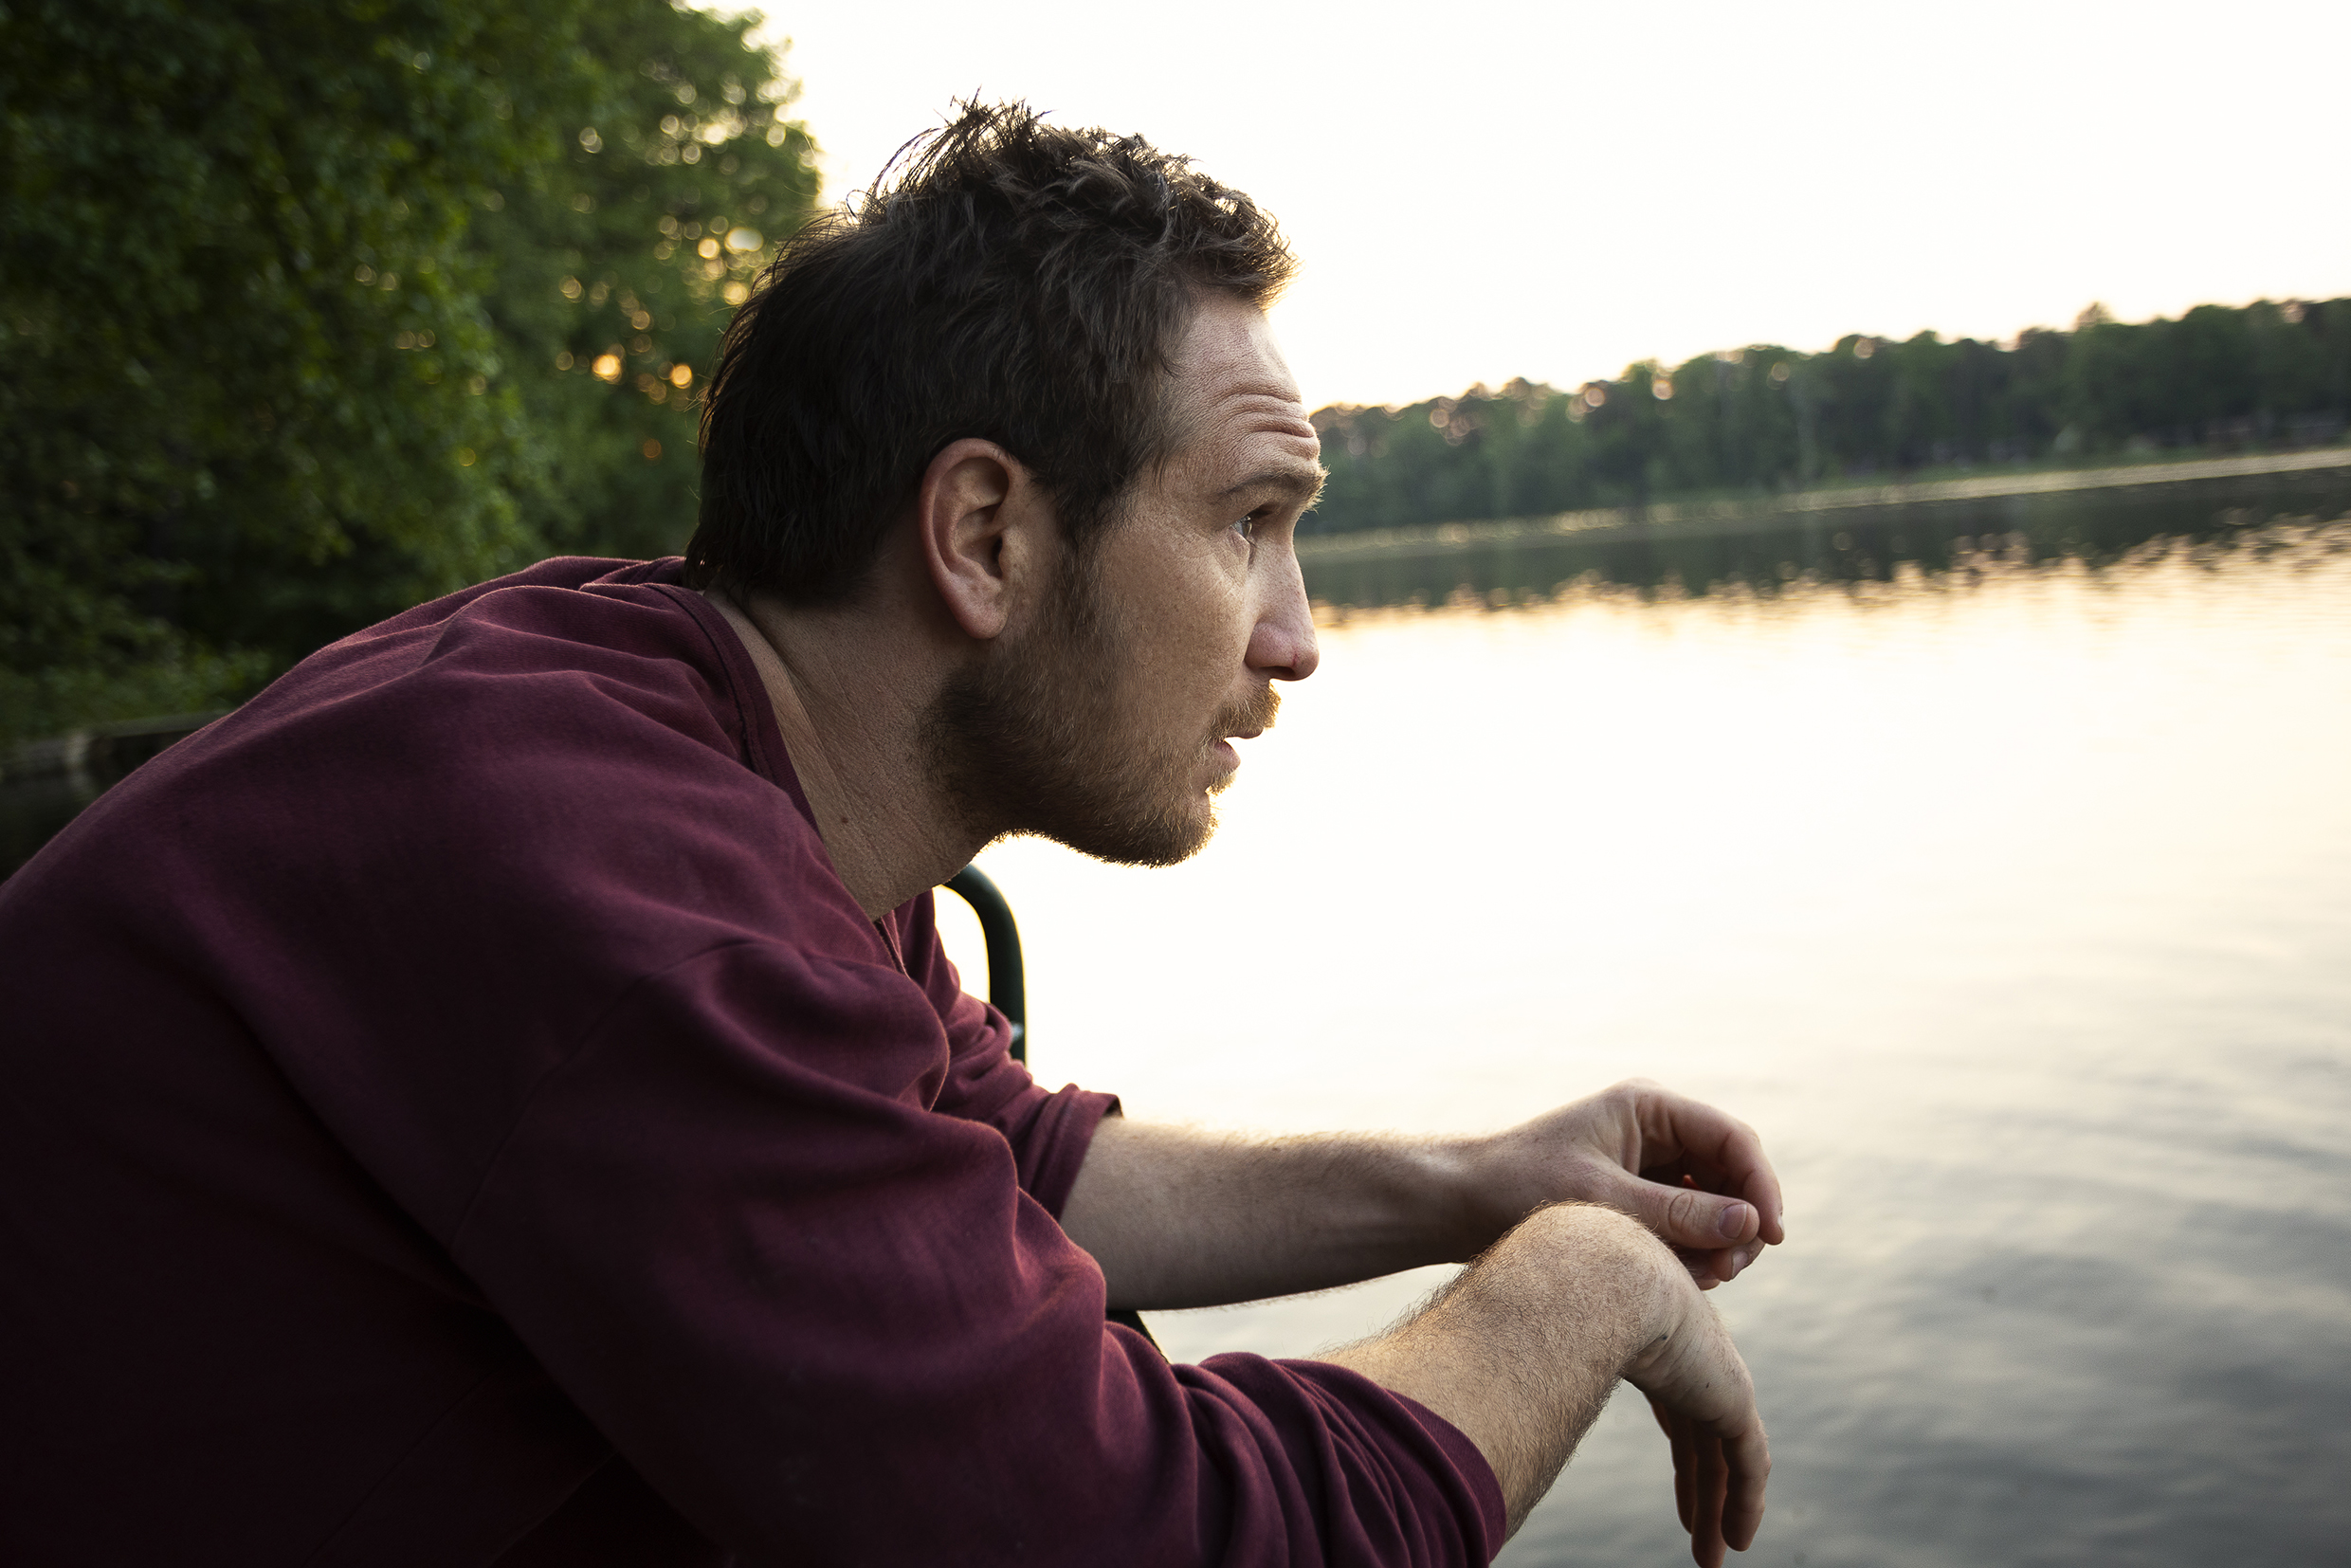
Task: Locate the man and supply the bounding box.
[0,103,1775,1566]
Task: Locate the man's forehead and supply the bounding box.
[1176,297,1300,399]
[1170,297,1318,466]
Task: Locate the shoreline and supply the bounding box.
[1295,445,2351,565]
[0,711,228,789]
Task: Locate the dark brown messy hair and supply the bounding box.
[685,100,1297,605]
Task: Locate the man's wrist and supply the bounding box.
[1412,1133,1518,1262]
[1319,1201,1692,1530]
[1433,1128,1571,1261]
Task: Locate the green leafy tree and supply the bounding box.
[0,0,816,742]
[471,4,817,563]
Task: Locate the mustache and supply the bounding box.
[1214,684,1281,741]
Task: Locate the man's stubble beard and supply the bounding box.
[922,553,1278,868]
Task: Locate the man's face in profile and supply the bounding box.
[930,292,1324,866]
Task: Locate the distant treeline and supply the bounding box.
[1306,299,2351,534]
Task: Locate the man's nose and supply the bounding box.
[1248,553,1320,682]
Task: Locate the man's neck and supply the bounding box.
[702,587,983,921]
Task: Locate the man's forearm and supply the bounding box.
[1317,1203,1669,1534]
[1058,1117,1502,1309]
[1056,1079,1784,1311]
[1320,1202,1768,1559]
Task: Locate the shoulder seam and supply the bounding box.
[644,580,771,780]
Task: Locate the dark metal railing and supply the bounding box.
[943,865,1026,1064]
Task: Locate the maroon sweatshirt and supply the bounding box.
[0,558,1503,1566]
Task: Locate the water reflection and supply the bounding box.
[0,775,104,883]
[1300,465,2351,612]
[1,715,225,882]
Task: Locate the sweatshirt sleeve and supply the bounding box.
[899,889,1121,1219]
[447,941,1502,1568]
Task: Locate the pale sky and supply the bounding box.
[749,0,2347,412]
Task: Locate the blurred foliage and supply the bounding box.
[0,0,817,742]
[1310,299,2351,534]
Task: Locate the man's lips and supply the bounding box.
[1210,689,1278,768]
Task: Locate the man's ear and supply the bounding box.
[915,438,1052,642]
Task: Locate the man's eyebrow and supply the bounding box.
[1216,464,1328,507]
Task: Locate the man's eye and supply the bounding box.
[1231,513,1259,542]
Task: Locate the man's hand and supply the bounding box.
[1456,1079,1785,1288]
[1320,1203,1769,1561]
[1630,1295,1772,1566]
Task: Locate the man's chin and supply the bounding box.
[1030,791,1219,869]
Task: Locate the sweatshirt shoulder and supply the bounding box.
[229,556,766,776]
[4,556,812,924]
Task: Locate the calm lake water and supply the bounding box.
[942,467,2351,1566]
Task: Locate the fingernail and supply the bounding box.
[1718,1203,1752,1240]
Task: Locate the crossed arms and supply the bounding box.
[1059,1079,1780,1564]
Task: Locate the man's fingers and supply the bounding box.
[1691,1433,1728,1568]
[1613,1169,1759,1255]
[1658,1415,1767,1567]
[1673,1416,1696,1533]
[1676,1249,1728,1290]
[1626,1084,1787,1246]
[1650,1396,1697,1531]
[1675,1232,1775,1287]
[1722,1425,1772,1551]
[1644,1357,1768,1564]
